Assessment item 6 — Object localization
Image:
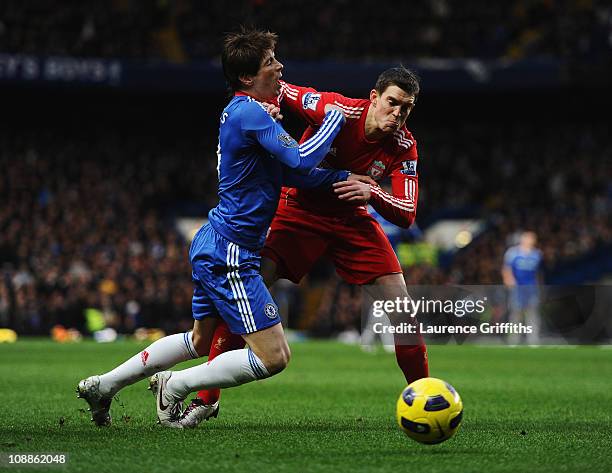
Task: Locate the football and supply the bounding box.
[396,377,463,444]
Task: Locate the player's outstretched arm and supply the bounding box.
[243,102,345,174]
[282,166,349,189]
[283,168,374,190]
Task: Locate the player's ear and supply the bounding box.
[369,89,379,105]
[239,74,254,88]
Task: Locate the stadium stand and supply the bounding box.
[0,0,610,62]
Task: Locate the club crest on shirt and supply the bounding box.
[277,133,299,148]
[400,160,417,176]
[302,92,321,111]
[264,303,279,319]
[367,160,386,179]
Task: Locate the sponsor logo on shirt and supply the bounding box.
[367,160,386,179]
[302,92,321,111]
[400,160,417,176]
[278,133,299,148]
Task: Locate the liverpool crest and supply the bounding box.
[367,160,386,179]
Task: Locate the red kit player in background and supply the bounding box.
[182,67,429,426]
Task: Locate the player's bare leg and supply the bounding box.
[241,322,291,374]
[191,317,218,356]
[367,273,429,384]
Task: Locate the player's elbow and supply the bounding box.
[293,160,315,175]
[396,220,412,229]
[396,214,415,229]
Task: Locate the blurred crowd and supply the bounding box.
[418,122,612,284]
[1,0,610,62]
[0,126,217,335]
[1,117,610,336]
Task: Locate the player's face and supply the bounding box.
[521,232,537,248]
[250,49,284,101]
[370,85,416,134]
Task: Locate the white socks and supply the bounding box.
[96,333,269,401]
[98,332,199,397]
[166,348,269,400]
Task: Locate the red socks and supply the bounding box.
[196,319,245,404]
[394,344,429,384]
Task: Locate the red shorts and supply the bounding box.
[261,199,402,285]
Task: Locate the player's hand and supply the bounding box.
[263,102,283,121]
[346,173,377,186]
[324,104,346,117]
[333,180,372,204]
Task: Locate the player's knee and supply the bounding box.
[262,344,291,375]
[280,344,292,369]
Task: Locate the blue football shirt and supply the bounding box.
[208,94,346,250]
[503,246,542,285]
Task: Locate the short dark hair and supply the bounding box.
[222,27,278,93]
[375,66,420,101]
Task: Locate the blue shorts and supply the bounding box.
[510,285,540,311]
[189,223,281,335]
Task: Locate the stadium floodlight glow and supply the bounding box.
[455,230,473,248]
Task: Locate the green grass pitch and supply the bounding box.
[1,340,611,473]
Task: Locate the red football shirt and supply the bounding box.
[278,81,418,228]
